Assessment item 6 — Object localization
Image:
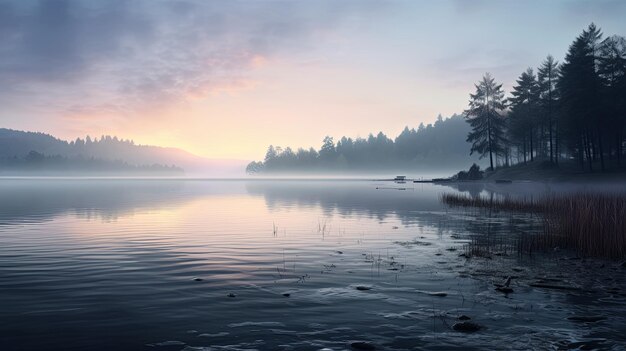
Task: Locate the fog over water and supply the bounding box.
[1,179,625,350]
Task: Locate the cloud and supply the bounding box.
[560,0,626,20]
[0,0,390,120]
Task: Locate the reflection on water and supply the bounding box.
[0,179,624,350]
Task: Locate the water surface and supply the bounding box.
[0,179,624,350]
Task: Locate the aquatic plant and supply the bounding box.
[441,192,626,259]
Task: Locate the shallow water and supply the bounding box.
[0,179,625,350]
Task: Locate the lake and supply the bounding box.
[0,179,625,350]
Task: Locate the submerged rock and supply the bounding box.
[356,286,372,291]
[149,341,186,347]
[192,277,203,282]
[458,315,471,321]
[452,321,482,332]
[427,291,447,297]
[350,341,376,350]
[567,315,607,323]
[495,286,514,294]
[282,293,291,297]
[529,283,580,291]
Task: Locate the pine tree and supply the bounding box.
[537,56,560,164]
[598,35,626,165]
[559,23,603,171]
[509,68,541,162]
[465,73,507,170]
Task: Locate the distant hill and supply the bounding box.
[247,114,486,175]
[0,129,247,176]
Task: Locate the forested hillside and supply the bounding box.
[246,114,484,174]
[0,129,184,174]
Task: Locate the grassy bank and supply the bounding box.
[441,193,626,259]
[480,159,626,182]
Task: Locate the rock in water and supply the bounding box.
[494,276,512,288]
[458,315,471,321]
[495,286,514,294]
[452,321,482,332]
[356,286,372,291]
[567,315,606,323]
[227,293,236,298]
[282,293,290,297]
[350,341,376,350]
[503,276,512,287]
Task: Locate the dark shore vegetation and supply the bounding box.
[248,23,625,177]
[441,192,626,259]
[246,114,478,173]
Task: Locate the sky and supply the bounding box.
[1,0,625,160]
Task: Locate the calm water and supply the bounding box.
[0,179,625,350]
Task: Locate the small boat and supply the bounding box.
[394,175,406,183]
[495,179,513,184]
[432,178,452,183]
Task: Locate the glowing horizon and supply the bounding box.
[1,0,625,160]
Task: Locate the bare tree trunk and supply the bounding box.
[584,133,593,172]
[549,118,553,163]
[615,132,622,167]
[529,128,534,162]
[579,136,585,170]
[555,120,559,166]
[597,127,605,172]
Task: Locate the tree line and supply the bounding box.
[0,150,183,174]
[0,128,186,173]
[248,23,625,175]
[246,114,483,173]
[466,24,625,172]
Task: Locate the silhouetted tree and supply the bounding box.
[245,114,482,173]
[598,35,626,166]
[508,68,540,163]
[465,73,507,170]
[319,136,336,162]
[537,55,560,163]
[559,23,603,171]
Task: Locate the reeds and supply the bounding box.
[440,193,542,213]
[441,192,626,259]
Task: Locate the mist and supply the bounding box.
[1,2,626,350]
